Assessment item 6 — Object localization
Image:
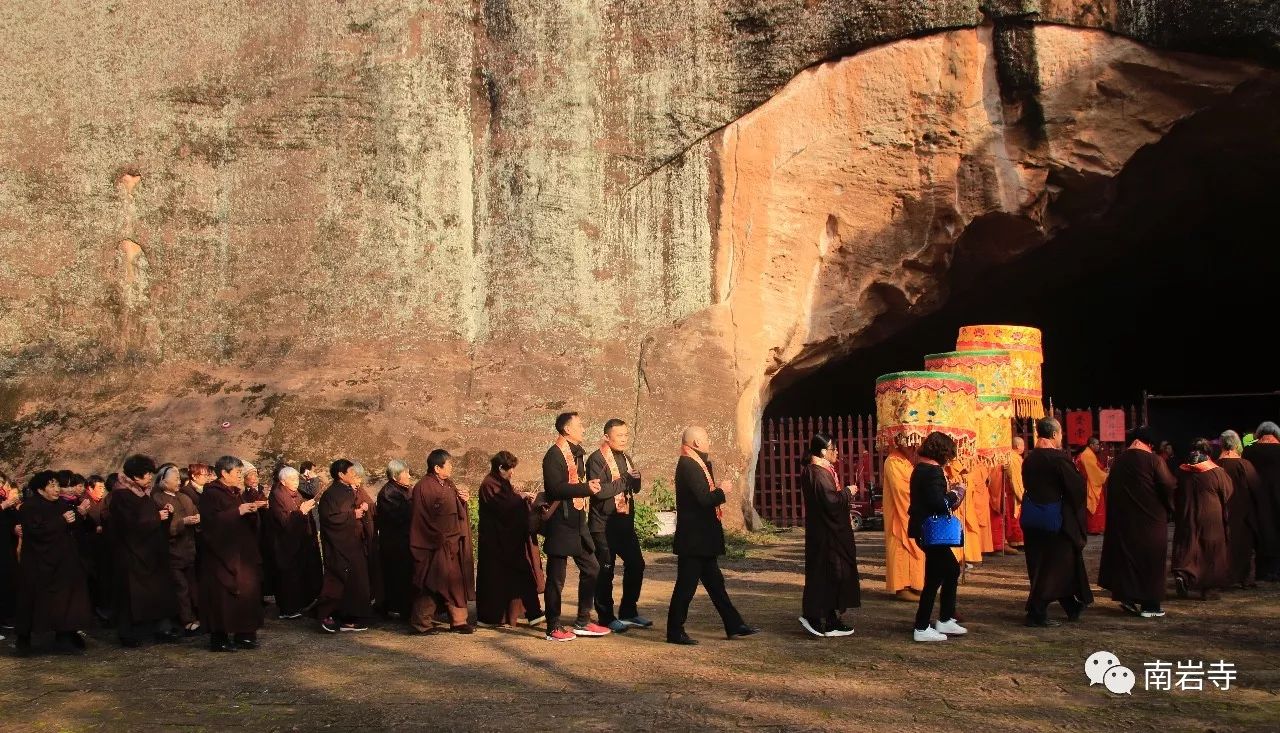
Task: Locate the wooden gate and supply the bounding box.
[754,405,1142,528]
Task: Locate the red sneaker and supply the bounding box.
[545,627,576,642]
[572,622,612,637]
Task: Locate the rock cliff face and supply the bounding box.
[1,3,1277,524]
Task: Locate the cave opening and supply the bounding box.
[764,79,1280,449]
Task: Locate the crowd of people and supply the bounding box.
[0,413,757,654]
[2,410,1276,655]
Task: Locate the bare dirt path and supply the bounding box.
[2,530,1276,731]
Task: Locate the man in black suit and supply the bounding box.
[666,426,759,645]
[542,412,611,641]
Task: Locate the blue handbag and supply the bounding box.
[920,513,964,547]
[1021,499,1063,533]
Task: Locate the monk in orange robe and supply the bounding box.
[1004,437,1026,552]
[958,463,990,565]
[1077,437,1109,535]
[882,446,923,601]
[988,461,1005,553]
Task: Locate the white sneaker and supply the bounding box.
[933,618,967,635]
[798,617,825,638]
[913,627,948,642]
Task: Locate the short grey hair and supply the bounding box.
[352,461,367,478]
[1256,422,1280,440]
[1220,430,1243,453]
[386,459,408,482]
[214,455,243,478]
[277,466,300,482]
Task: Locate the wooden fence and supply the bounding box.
[754,404,1143,528]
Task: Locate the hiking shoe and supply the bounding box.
[572,622,611,637]
[546,627,576,642]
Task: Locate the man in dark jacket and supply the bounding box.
[666,426,759,645]
[541,412,609,641]
[1021,418,1093,627]
[586,419,649,632]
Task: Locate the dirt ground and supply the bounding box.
[2,529,1277,732]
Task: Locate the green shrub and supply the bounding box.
[633,501,660,542]
[646,478,675,511]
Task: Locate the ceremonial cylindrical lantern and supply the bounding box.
[923,350,1013,398]
[874,371,978,461]
[975,395,1014,466]
[956,325,1044,418]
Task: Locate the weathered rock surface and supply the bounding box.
[1,3,1277,525]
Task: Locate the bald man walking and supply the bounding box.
[666,426,759,645]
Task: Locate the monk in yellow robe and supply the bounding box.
[959,462,991,565]
[882,446,923,601]
[1077,436,1109,535]
[1005,437,1026,551]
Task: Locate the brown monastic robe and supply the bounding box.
[409,474,475,609]
[1218,456,1261,586]
[1242,442,1280,577]
[358,484,384,610]
[476,472,543,624]
[316,480,373,619]
[375,479,414,618]
[16,495,92,635]
[1098,448,1176,603]
[109,478,178,624]
[800,461,860,624]
[1172,463,1233,593]
[153,488,199,624]
[268,484,321,615]
[1021,447,1093,613]
[198,480,265,634]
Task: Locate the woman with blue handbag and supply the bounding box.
[1020,417,1093,627]
[908,432,969,642]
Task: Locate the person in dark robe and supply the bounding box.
[152,464,202,635]
[1172,442,1233,600]
[408,450,475,634]
[241,462,277,605]
[375,460,414,621]
[541,412,609,642]
[1217,430,1261,588]
[199,455,268,652]
[315,459,373,633]
[476,451,545,627]
[13,471,92,655]
[1098,426,1176,617]
[1020,418,1093,627]
[110,454,181,647]
[349,462,383,614]
[0,470,20,633]
[666,425,759,645]
[269,466,321,619]
[798,432,861,638]
[1242,421,1280,581]
[586,419,649,633]
[81,474,113,622]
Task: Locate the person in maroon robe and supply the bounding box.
[1242,422,1280,581]
[0,470,20,632]
[81,474,113,622]
[152,464,202,635]
[269,467,321,619]
[376,460,414,621]
[351,462,383,614]
[14,470,92,655]
[1020,418,1092,627]
[198,456,268,652]
[798,432,860,637]
[1098,426,1176,617]
[409,449,475,634]
[241,462,277,605]
[315,460,373,633]
[110,455,181,647]
[476,451,545,627]
[1172,442,1233,600]
[1217,430,1261,588]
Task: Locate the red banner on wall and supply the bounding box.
[1066,410,1093,446]
[1098,409,1126,443]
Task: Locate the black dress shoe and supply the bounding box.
[666,633,699,646]
[726,624,760,639]
[449,624,475,635]
[233,634,258,650]
[1024,617,1061,628]
[209,639,237,653]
